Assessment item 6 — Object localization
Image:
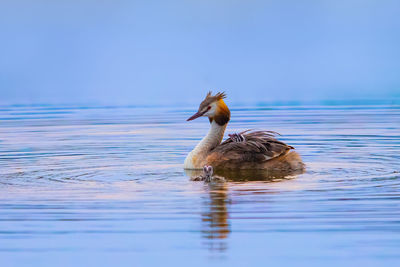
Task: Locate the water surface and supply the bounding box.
[1,103,400,266]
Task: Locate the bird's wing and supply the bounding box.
[207,130,294,166]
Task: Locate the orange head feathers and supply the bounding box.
[187,91,231,125]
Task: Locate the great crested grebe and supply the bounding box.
[184,92,304,171]
[192,165,224,182]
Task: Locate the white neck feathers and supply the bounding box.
[184,121,227,169]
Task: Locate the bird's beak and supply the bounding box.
[187,110,206,121]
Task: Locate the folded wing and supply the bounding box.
[207,130,294,167]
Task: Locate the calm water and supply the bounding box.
[1,103,400,266]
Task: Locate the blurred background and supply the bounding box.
[1,2,400,266]
[0,0,399,106]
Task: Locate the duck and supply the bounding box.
[184,91,304,172]
[191,165,225,182]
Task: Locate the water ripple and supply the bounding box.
[1,104,400,265]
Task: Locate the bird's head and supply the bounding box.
[187,91,230,125]
[203,165,213,178]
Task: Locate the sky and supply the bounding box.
[0,0,399,105]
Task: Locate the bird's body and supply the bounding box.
[191,165,224,182]
[184,92,304,172]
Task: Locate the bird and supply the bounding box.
[184,91,304,172]
[191,165,224,182]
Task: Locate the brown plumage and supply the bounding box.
[206,130,301,170]
[215,130,292,159]
[184,91,305,173]
[199,92,226,110]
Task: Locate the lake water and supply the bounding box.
[1,103,400,266]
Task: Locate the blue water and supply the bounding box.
[1,103,400,266]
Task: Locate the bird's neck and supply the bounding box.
[197,120,227,152]
[184,121,227,169]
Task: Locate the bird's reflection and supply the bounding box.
[200,182,230,252]
[185,168,303,253]
[185,168,303,182]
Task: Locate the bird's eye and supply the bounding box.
[207,106,211,110]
